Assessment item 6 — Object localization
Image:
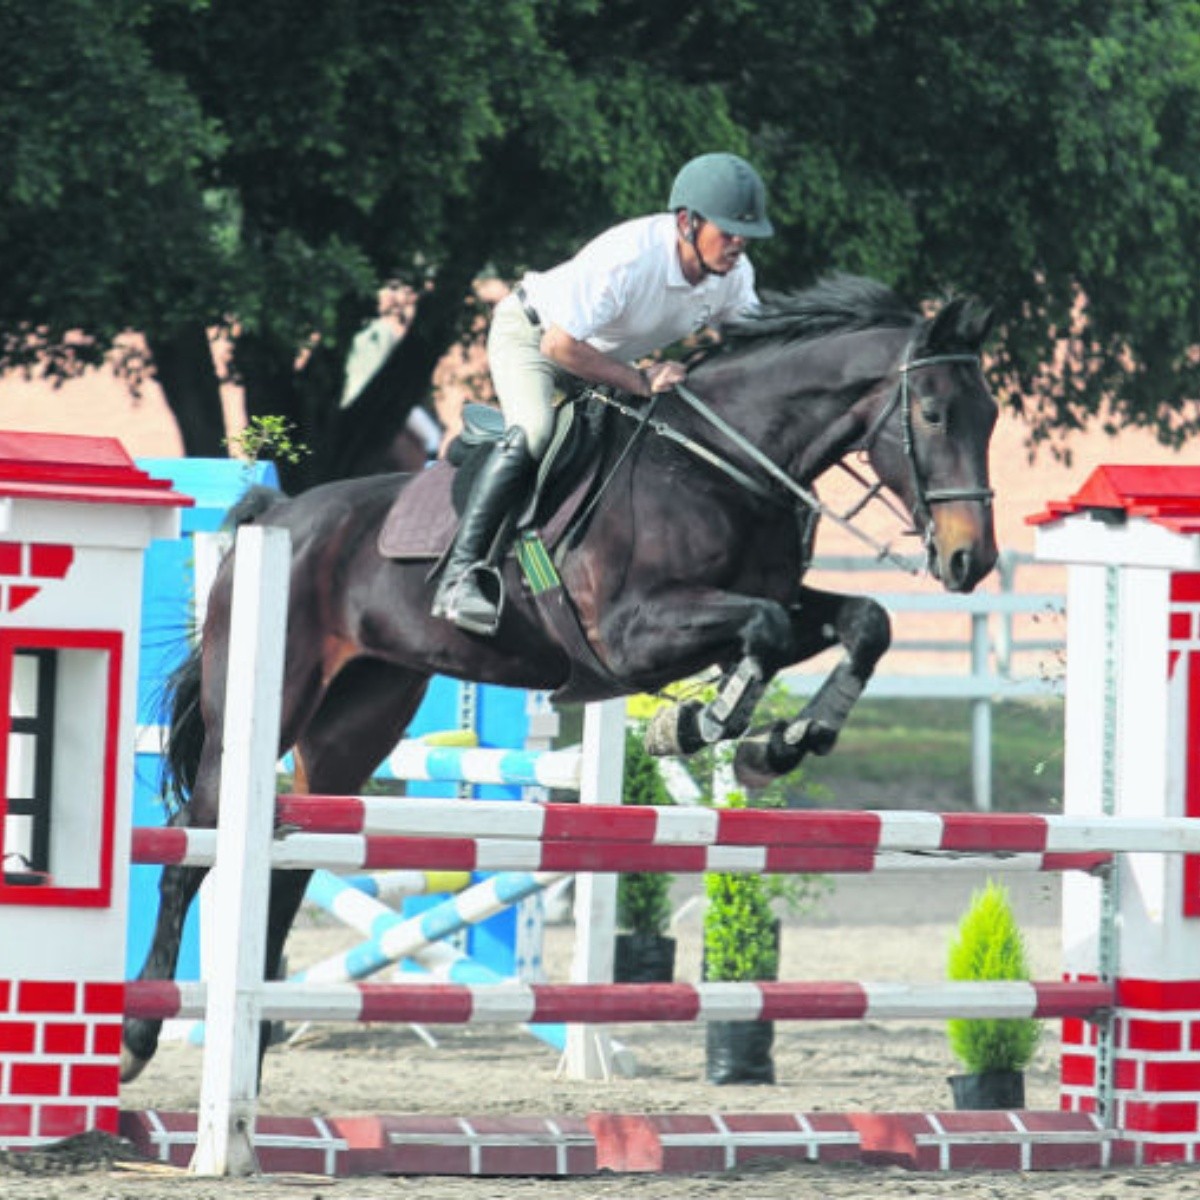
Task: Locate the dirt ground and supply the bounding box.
[6,870,1200,1198]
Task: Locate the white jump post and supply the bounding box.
[562,696,625,1080]
[1034,465,1200,1164]
[191,526,290,1176]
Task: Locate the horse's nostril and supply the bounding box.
[948,548,974,591]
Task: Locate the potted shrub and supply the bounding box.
[701,785,832,1085]
[702,829,781,1084]
[613,731,677,983]
[946,879,1042,1109]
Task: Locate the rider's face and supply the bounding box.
[694,218,747,275]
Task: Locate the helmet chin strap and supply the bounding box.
[685,214,726,278]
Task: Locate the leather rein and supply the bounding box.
[591,339,992,569]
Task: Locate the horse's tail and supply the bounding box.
[159,640,205,816]
[158,482,286,813]
[223,483,287,529]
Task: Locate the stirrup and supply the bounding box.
[438,563,506,637]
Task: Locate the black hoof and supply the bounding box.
[644,701,707,757]
[733,721,802,788]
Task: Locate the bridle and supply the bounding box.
[858,342,995,533]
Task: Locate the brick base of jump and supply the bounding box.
[119,1108,1127,1176]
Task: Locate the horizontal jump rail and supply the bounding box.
[126,978,1112,1026]
[131,827,1110,875]
[270,797,1200,856]
[374,744,583,789]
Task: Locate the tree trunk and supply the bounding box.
[148,324,228,458]
[314,260,481,484]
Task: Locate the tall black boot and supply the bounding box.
[431,427,536,635]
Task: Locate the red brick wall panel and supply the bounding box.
[42,1022,86,1055]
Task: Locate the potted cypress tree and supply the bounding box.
[613,730,677,983]
[702,811,782,1084]
[946,879,1042,1109]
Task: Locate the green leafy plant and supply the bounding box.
[701,790,830,982]
[616,730,674,938]
[704,865,779,982]
[946,880,1042,1073]
[225,415,311,465]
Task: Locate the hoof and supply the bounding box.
[733,722,802,789]
[644,701,706,758]
[120,1045,151,1084]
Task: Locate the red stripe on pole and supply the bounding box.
[1042,852,1113,874]
[541,805,656,842]
[764,846,880,874]
[362,837,479,870]
[130,828,192,865]
[358,985,475,1024]
[1032,982,1113,1017]
[530,984,702,1024]
[757,981,870,1020]
[939,814,1050,852]
[537,842,711,873]
[124,981,185,1020]
[276,795,366,834]
[720,810,883,848]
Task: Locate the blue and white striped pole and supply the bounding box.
[295,869,568,985]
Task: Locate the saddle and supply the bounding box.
[377,393,611,564]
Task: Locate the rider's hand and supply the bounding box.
[642,361,687,395]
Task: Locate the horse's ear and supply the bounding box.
[922,296,995,356]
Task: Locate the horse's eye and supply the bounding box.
[921,402,946,429]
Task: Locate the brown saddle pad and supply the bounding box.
[377,461,459,560]
[377,457,598,563]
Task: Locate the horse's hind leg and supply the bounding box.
[121,856,207,1081]
[734,589,891,786]
[122,570,330,1082]
[256,659,431,1077]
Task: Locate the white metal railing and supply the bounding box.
[783,552,1065,812]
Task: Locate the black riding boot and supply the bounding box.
[431,427,536,635]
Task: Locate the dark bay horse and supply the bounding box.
[122,274,998,1081]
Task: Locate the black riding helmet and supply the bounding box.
[669,152,774,239]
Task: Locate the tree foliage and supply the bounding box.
[3,0,1200,485]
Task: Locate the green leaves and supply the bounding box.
[8,0,1200,472]
[946,880,1042,1074]
[616,730,674,938]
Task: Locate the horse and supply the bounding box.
[122,273,999,1082]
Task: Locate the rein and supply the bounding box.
[592,338,992,571]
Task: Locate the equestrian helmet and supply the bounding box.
[669,152,774,238]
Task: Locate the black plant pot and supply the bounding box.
[702,917,780,1085]
[705,1019,776,1085]
[948,1069,1025,1110]
[613,933,676,983]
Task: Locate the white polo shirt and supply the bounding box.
[519,213,758,364]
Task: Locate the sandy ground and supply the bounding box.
[5,870,1200,1197]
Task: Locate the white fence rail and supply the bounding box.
[784,552,1065,811]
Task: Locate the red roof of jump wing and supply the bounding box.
[1027,465,1200,535]
[0,432,192,509]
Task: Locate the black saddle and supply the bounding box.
[447,392,612,530]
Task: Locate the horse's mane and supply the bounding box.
[719,273,917,350]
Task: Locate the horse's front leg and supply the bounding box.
[734,588,891,786]
[603,590,795,758]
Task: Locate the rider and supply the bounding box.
[431,151,774,635]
